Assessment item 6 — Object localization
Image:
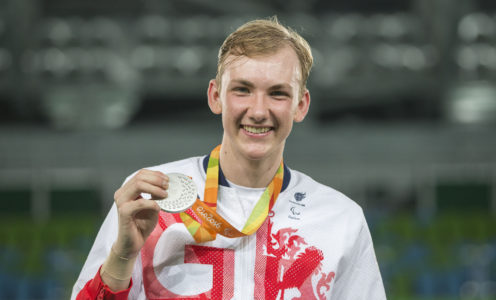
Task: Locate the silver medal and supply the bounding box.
[156,173,197,213]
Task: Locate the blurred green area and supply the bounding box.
[372,212,496,299]
[0,215,102,300]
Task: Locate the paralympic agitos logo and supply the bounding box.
[196,206,222,229]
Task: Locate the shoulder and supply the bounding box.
[287,168,364,220]
[283,168,370,253]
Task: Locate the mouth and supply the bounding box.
[241,125,273,135]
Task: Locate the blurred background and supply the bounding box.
[0,0,495,299]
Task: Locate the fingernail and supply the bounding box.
[163,180,168,188]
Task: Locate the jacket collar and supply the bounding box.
[202,155,290,192]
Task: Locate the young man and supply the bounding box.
[72,18,386,299]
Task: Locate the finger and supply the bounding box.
[115,170,169,202]
[134,169,169,189]
[119,198,160,221]
[117,180,167,205]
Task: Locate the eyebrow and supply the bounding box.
[231,79,255,88]
[268,84,292,91]
[231,80,292,91]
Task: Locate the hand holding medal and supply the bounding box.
[104,169,169,288]
[112,169,169,259]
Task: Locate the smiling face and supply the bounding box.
[208,46,310,164]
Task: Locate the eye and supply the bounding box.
[270,90,290,99]
[232,86,250,95]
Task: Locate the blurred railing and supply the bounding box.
[0,11,484,128]
[2,11,496,128]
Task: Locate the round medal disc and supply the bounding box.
[156,173,197,213]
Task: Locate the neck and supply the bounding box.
[219,143,283,188]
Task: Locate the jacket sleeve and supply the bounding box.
[71,203,142,299]
[331,211,387,300]
[76,265,132,300]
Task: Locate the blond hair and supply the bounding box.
[216,17,313,96]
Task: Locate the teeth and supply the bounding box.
[243,126,271,134]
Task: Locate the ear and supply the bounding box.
[207,79,222,115]
[293,89,310,122]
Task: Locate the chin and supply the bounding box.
[240,144,275,161]
[244,152,267,161]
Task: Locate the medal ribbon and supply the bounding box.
[179,144,284,243]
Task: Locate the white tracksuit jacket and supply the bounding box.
[72,155,386,300]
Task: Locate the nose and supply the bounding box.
[248,92,269,123]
